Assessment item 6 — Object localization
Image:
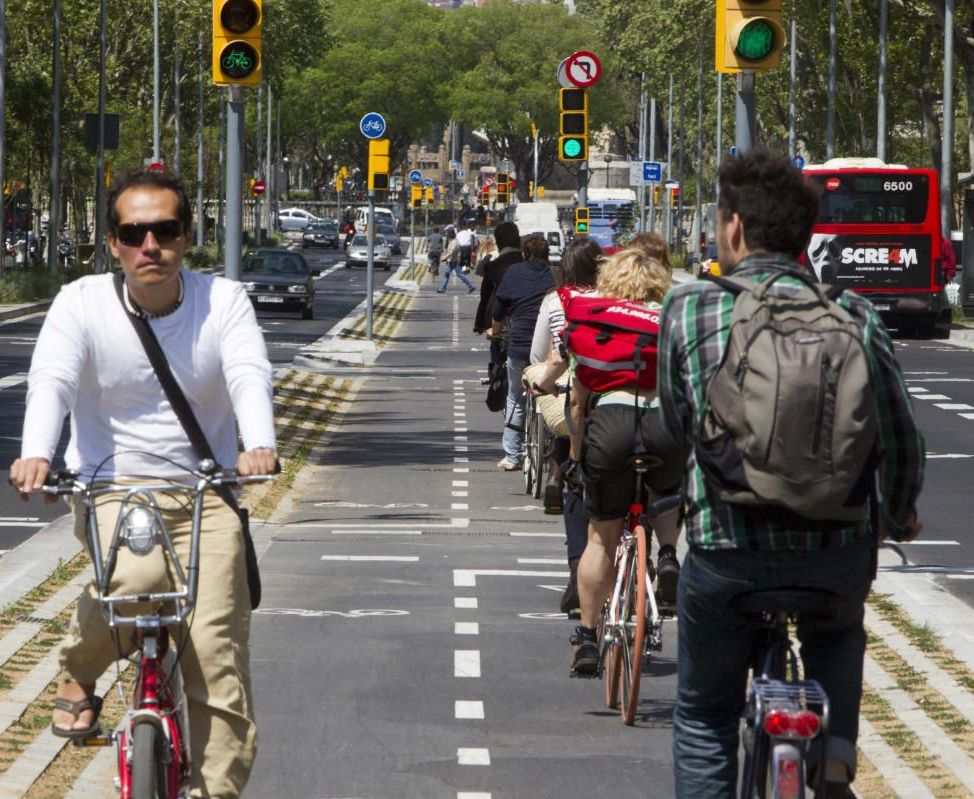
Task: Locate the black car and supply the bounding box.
[302,221,340,249]
[240,249,316,320]
[375,223,402,254]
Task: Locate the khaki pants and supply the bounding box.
[61,487,256,799]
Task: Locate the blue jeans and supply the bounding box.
[438,262,476,292]
[501,356,528,462]
[673,536,874,797]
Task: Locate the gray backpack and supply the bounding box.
[696,270,879,523]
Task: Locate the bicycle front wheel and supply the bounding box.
[620,525,648,726]
[130,723,168,799]
[523,396,538,495]
[532,411,547,500]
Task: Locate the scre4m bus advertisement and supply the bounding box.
[802,158,948,332]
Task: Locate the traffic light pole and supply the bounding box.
[734,71,756,154]
[366,192,375,342]
[224,86,244,281]
[409,207,415,273]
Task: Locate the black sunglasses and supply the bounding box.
[116,219,184,247]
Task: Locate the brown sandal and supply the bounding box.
[51,695,103,738]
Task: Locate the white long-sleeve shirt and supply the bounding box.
[21,270,276,480]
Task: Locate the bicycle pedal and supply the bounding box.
[72,730,113,747]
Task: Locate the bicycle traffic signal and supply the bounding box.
[480,185,490,207]
[715,0,786,73]
[212,0,262,86]
[368,139,390,192]
[558,88,588,162]
[574,207,589,235]
[497,173,510,204]
[410,184,422,209]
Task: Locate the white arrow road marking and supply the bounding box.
[321,555,418,562]
[0,373,28,391]
[254,608,410,618]
[454,569,568,587]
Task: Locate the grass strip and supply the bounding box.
[869,592,974,694]
[858,687,969,797]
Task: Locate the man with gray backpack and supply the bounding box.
[657,150,924,798]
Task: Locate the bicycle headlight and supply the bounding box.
[123,505,163,556]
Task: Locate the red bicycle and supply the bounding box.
[45,456,272,799]
[597,455,681,725]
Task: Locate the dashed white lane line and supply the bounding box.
[329,529,423,536]
[934,403,974,411]
[452,491,469,498]
[455,701,485,719]
[452,503,469,511]
[961,413,974,421]
[455,622,479,635]
[912,394,951,400]
[454,467,470,473]
[454,651,481,678]
[457,748,491,765]
[320,555,419,562]
[457,793,492,799]
[510,532,563,538]
[455,597,478,609]
[896,539,960,546]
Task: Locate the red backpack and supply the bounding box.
[558,287,661,393]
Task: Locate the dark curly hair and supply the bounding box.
[107,168,193,237]
[717,150,820,259]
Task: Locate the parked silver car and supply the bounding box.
[345,234,392,271]
[277,207,319,231]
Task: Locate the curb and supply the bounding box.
[0,300,51,323]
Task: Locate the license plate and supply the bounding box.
[257,295,284,304]
[872,303,893,311]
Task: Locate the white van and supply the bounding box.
[514,202,564,263]
[354,206,396,233]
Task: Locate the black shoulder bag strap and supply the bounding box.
[112,271,262,608]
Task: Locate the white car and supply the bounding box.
[277,207,319,231]
[345,234,392,271]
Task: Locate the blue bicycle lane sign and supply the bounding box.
[359,112,386,140]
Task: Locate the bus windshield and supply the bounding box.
[807,172,929,225]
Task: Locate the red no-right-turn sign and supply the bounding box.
[565,50,602,88]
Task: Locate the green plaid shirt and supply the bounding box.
[657,253,925,551]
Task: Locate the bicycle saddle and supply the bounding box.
[730,587,843,620]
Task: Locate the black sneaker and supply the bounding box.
[543,481,564,514]
[656,545,680,611]
[570,626,599,677]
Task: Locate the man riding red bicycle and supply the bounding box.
[10,167,277,798]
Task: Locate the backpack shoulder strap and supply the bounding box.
[703,272,750,295]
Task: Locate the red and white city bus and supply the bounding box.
[802,158,948,332]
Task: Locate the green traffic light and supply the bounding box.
[735,19,775,61]
[220,42,259,79]
[563,139,582,158]
[577,222,588,233]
